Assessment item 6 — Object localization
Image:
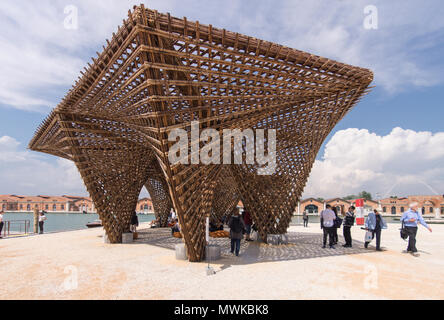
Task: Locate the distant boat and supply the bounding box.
[86,219,102,228]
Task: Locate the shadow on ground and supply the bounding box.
[134,228,377,265]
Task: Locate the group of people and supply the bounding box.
[320,204,389,250]
[319,202,432,256]
[149,200,433,258]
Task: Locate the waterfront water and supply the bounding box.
[2,212,403,234]
[2,212,155,234]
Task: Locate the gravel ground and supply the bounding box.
[0,222,443,300]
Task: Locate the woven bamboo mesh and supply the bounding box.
[29,5,373,261]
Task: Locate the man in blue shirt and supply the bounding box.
[401,202,432,256]
[364,209,387,251]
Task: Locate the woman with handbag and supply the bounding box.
[364,209,387,251]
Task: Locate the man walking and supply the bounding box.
[320,204,336,249]
[401,202,432,257]
[342,206,355,247]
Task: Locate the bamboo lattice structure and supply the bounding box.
[29,5,373,261]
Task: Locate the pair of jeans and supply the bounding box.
[322,227,334,247]
[231,238,241,255]
[303,218,308,227]
[0,221,3,236]
[364,229,381,249]
[343,226,352,246]
[405,226,418,252]
[39,221,44,234]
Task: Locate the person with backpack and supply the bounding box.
[342,206,355,247]
[228,209,246,256]
[364,209,387,251]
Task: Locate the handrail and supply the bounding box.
[2,220,31,237]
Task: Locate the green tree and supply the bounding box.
[358,191,372,200]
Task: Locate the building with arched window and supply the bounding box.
[380,195,444,216]
[0,195,97,213]
[295,195,443,217]
[137,198,154,214]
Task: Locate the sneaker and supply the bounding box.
[376,248,383,252]
[322,245,326,249]
[330,246,335,249]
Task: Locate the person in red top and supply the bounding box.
[243,210,253,241]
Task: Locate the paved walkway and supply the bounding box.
[137,227,374,263]
[1,222,443,299]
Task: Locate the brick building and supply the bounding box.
[379,195,444,216]
[1,194,156,215]
[298,195,443,216]
[299,198,324,214]
[0,195,96,213]
[137,198,154,214]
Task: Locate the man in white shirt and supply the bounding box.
[320,204,336,249]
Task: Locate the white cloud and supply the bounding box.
[302,128,444,199]
[2,128,444,199]
[0,135,87,195]
[0,0,175,112]
[1,0,444,112]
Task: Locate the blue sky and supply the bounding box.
[0,0,443,199]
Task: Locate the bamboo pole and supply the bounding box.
[33,208,39,234]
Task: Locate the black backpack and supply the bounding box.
[231,217,243,233]
[334,217,343,228]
